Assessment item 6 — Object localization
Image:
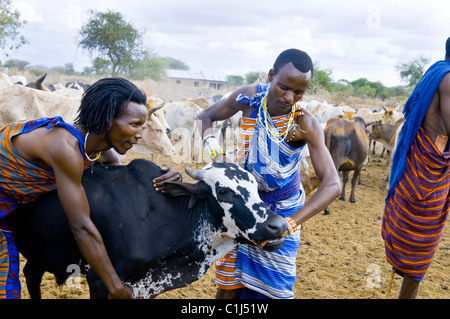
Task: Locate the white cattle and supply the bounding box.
[53,87,84,99]
[0,85,80,125]
[184,96,210,108]
[163,100,206,163]
[146,94,171,135]
[9,75,27,86]
[310,101,355,124]
[355,107,384,123]
[356,107,403,158]
[0,73,13,89]
[305,99,321,112]
[0,85,174,156]
[382,105,404,124]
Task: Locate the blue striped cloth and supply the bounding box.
[234,85,306,299]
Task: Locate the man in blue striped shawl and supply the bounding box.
[197,49,341,299]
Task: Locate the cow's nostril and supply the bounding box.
[267,218,288,236]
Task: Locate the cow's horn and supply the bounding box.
[148,102,165,116]
[185,168,205,180]
[35,73,47,91]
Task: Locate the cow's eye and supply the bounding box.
[216,187,234,199]
[217,189,228,196]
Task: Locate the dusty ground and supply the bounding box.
[18,146,449,300]
[15,79,448,300]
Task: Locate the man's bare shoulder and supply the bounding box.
[237,85,258,96]
[440,72,450,91]
[42,127,84,169]
[225,85,258,103]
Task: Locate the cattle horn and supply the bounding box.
[148,102,165,116]
[185,168,205,180]
[35,73,47,91]
[364,120,377,127]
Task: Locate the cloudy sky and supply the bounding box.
[8,0,450,87]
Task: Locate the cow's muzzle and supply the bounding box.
[250,215,289,252]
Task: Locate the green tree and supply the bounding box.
[130,52,189,81]
[395,55,430,89]
[350,78,389,99]
[82,66,93,77]
[0,0,27,56]
[163,57,189,71]
[78,10,145,77]
[309,62,332,93]
[64,63,75,76]
[49,66,66,75]
[227,75,245,87]
[92,57,111,76]
[245,71,266,84]
[329,79,355,97]
[28,67,47,76]
[4,58,29,71]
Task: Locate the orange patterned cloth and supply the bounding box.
[0,117,97,298]
[382,127,450,281]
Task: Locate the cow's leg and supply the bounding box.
[339,171,348,201]
[349,168,362,203]
[23,261,45,299]
[86,270,108,299]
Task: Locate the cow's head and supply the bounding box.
[165,162,288,251]
[131,103,175,156]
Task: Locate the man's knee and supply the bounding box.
[215,288,241,299]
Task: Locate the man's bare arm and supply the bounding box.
[290,112,341,225]
[439,73,450,135]
[197,85,255,137]
[43,131,131,298]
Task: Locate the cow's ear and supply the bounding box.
[164,182,197,196]
[164,182,199,209]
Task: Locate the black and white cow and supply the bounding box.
[10,159,288,299]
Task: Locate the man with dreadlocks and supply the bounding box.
[0,77,181,299]
[197,48,341,299]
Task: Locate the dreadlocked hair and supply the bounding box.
[75,77,147,135]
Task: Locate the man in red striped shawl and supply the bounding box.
[383,37,450,298]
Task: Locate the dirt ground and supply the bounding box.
[18,145,450,300]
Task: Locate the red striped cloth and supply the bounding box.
[382,126,450,281]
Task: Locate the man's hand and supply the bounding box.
[108,284,134,299]
[153,164,183,192]
[213,153,230,163]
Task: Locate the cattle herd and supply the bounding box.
[0,72,416,299]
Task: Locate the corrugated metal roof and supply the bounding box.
[166,69,227,82]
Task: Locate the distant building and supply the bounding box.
[166,69,228,90]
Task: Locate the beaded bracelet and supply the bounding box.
[203,136,224,159]
[285,217,299,235]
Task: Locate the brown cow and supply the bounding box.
[323,116,369,214]
[382,105,404,124]
[369,117,406,169]
[300,171,320,197]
